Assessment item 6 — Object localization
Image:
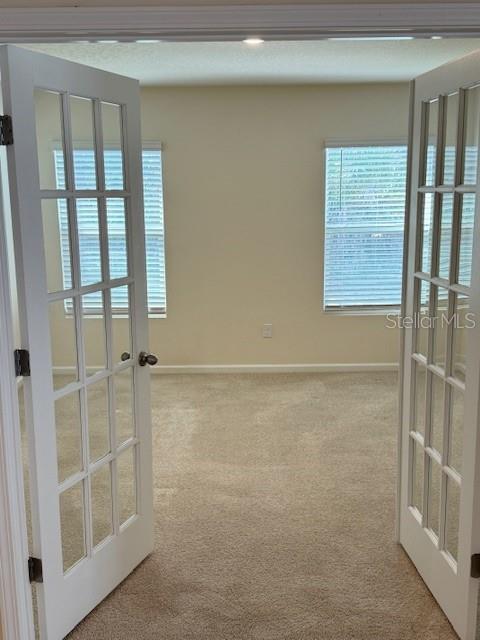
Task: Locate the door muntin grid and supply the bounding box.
[408,85,478,569]
[35,88,139,574]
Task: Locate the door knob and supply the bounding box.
[138,351,158,367]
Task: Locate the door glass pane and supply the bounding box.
[115,367,134,445]
[34,89,65,190]
[106,198,128,279]
[111,285,132,363]
[445,477,461,562]
[449,386,464,475]
[438,194,454,279]
[70,96,97,190]
[425,99,439,186]
[42,199,72,293]
[458,194,475,287]
[60,482,86,572]
[55,390,83,483]
[91,463,113,547]
[102,102,125,190]
[433,288,449,370]
[463,85,480,185]
[452,293,469,383]
[427,458,441,537]
[442,92,459,185]
[88,379,110,463]
[413,361,427,437]
[82,292,107,376]
[76,198,102,286]
[411,438,424,514]
[49,298,78,390]
[419,193,434,273]
[117,446,136,525]
[415,279,430,357]
[430,374,444,456]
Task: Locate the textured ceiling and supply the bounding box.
[21,39,480,85]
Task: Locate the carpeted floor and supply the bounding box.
[66,372,457,640]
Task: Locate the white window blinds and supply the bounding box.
[54,149,166,314]
[324,145,407,309]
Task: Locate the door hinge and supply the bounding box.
[28,557,43,583]
[471,554,480,578]
[0,115,13,146]
[14,349,30,377]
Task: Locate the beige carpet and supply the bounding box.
[65,372,457,640]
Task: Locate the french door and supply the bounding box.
[0,45,154,639]
[400,50,480,639]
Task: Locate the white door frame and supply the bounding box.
[0,6,480,639]
[1,4,480,41]
[0,151,35,640]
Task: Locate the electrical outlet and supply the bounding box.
[262,323,273,338]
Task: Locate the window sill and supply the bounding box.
[75,313,167,320]
[323,306,400,317]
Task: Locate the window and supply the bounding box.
[324,144,407,310]
[54,148,166,315]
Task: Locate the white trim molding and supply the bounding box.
[1,4,480,42]
[0,154,35,639]
[149,362,399,374]
[53,363,399,375]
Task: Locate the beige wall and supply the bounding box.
[40,83,409,368]
[144,83,408,365]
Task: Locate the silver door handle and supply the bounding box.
[138,351,158,367]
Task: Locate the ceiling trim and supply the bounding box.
[1,3,480,42]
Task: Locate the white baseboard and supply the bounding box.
[52,362,398,375]
[149,363,399,374]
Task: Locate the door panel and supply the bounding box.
[400,50,480,640]
[0,45,153,639]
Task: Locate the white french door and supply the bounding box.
[0,45,154,639]
[400,50,480,639]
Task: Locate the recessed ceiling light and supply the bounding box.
[243,37,265,45]
[96,39,119,44]
[431,36,443,40]
[135,39,162,44]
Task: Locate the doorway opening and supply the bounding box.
[2,35,480,640]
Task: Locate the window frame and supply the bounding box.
[322,138,408,316]
[52,140,167,318]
